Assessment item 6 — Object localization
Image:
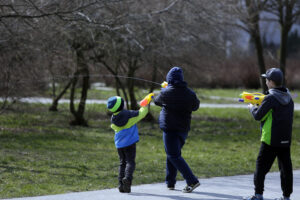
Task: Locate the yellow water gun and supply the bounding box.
[139,93,154,107]
[239,92,265,106]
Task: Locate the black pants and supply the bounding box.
[117,143,136,184]
[254,142,293,197]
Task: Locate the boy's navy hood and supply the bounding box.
[269,87,292,106]
[166,66,186,86]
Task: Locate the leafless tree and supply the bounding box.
[90,0,182,110]
[219,0,300,90]
[264,0,300,84]
[5,0,298,119]
[217,0,269,92]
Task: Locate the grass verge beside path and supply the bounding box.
[0,103,299,199]
[195,88,300,104]
[43,87,300,104]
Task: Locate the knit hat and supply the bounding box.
[107,96,124,113]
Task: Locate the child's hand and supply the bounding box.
[248,104,254,110]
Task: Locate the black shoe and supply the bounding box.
[118,183,124,193]
[122,178,131,193]
[182,181,200,193]
[167,184,175,190]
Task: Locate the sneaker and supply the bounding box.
[274,197,290,200]
[122,178,131,193]
[243,195,263,200]
[167,184,175,190]
[118,183,124,193]
[182,181,200,193]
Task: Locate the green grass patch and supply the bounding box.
[0,103,300,198]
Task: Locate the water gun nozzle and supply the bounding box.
[139,93,155,107]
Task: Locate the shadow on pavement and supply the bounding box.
[129,191,243,200]
[130,191,274,200]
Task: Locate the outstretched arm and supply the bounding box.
[154,93,163,107]
[111,107,149,132]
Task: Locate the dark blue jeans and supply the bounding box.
[163,132,198,186]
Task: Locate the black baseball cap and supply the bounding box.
[261,68,283,86]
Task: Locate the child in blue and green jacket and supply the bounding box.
[107,96,149,193]
[245,68,294,200]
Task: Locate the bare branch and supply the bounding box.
[151,0,179,15]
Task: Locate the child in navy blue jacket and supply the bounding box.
[107,96,148,193]
[154,66,200,193]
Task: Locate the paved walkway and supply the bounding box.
[5,170,300,200]
[2,97,300,110]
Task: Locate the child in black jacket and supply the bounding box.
[245,68,294,200]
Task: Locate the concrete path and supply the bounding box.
[5,170,300,200]
[2,97,300,110]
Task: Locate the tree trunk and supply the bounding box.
[144,58,157,122]
[76,67,89,124]
[246,0,268,93]
[49,79,73,111]
[150,59,157,93]
[69,50,89,126]
[115,76,129,109]
[274,0,294,86]
[252,32,268,93]
[279,27,288,85]
[127,61,138,110]
[51,79,56,99]
[115,80,121,96]
[70,71,78,118]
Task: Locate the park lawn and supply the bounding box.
[0,103,299,199]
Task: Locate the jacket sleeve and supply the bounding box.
[154,93,163,107]
[191,92,200,111]
[250,95,273,121]
[111,107,149,132]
